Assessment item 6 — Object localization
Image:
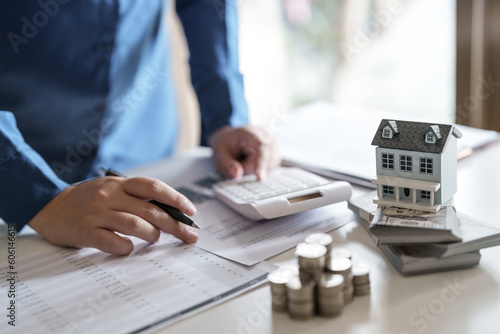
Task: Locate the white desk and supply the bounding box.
[3,143,500,334]
[125,143,500,334]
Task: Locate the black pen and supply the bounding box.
[99,168,201,229]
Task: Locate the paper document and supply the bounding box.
[127,153,355,266]
[0,234,272,334]
[195,200,355,266]
[176,170,354,266]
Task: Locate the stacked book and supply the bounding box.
[348,191,500,275]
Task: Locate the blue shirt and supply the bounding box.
[0,0,248,231]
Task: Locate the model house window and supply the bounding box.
[420,190,431,200]
[400,155,413,172]
[382,185,394,195]
[382,153,394,169]
[382,127,393,138]
[420,158,433,174]
[425,132,436,144]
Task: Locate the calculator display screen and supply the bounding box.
[287,192,322,204]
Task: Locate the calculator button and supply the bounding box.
[214,167,334,207]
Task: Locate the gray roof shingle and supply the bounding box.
[371,119,461,153]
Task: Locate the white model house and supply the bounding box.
[371,119,462,213]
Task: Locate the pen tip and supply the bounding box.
[192,222,201,229]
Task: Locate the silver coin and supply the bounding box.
[271,292,287,305]
[268,267,299,285]
[353,284,371,296]
[318,309,342,318]
[288,301,315,321]
[286,276,316,302]
[299,272,322,283]
[288,301,315,313]
[317,301,344,311]
[298,271,314,279]
[317,297,344,308]
[327,257,352,275]
[272,301,287,312]
[331,247,353,260]
[352,263,370,277]
[298,257,325,272]
[353,277,370,286]
[343,287,354,303]
[278,264,300,275]
[354,290,370,296]
[296,243,327,259]
[270,286,287,296]
[319,273,344,289]
[289,312,315,321]
[305,233,333,248]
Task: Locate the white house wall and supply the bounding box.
[440,136,458,204]
[375,147,442,181]
[375,147,443,202]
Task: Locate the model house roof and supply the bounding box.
[371,119,462,153]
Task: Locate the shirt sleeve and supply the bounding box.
[176,0,249,145]
[0,111,68,232]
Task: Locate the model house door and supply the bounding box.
[400,187,412,201]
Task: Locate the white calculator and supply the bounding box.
[212,167,353,220]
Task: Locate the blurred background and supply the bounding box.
[169,0,500,150]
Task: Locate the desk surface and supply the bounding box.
[3,142,500,334]
[125,143,500,334]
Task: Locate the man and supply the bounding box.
[0,0,280,255]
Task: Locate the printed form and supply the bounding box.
[0,234,272,334]
[194,199,355,266]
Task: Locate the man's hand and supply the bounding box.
[28,177,198,255]
[208,125,281,180]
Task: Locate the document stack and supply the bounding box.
[348,191,500,275]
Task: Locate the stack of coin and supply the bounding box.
[352,263,371,296]
[316,273,345,317]
[331,247,352,260]
[295,243,327,282]
[326,257,354,304]
[304,233,334,263]
[267,265,299,312]
[286,276,316,320]
[269,236,373,321]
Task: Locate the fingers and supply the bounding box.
[28,176,199,256]
[121,177,196,215]
[86,210,197,255]
[234,127,280,180]
[89,226,196,256]
[86,229,135,255]
[94,178,199,246]
[104,210,161,243]
[155,220,199,244]
[106,196,198,244]
[210,125,280,180]
[213,149,245,179]
[244,139,269,180]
